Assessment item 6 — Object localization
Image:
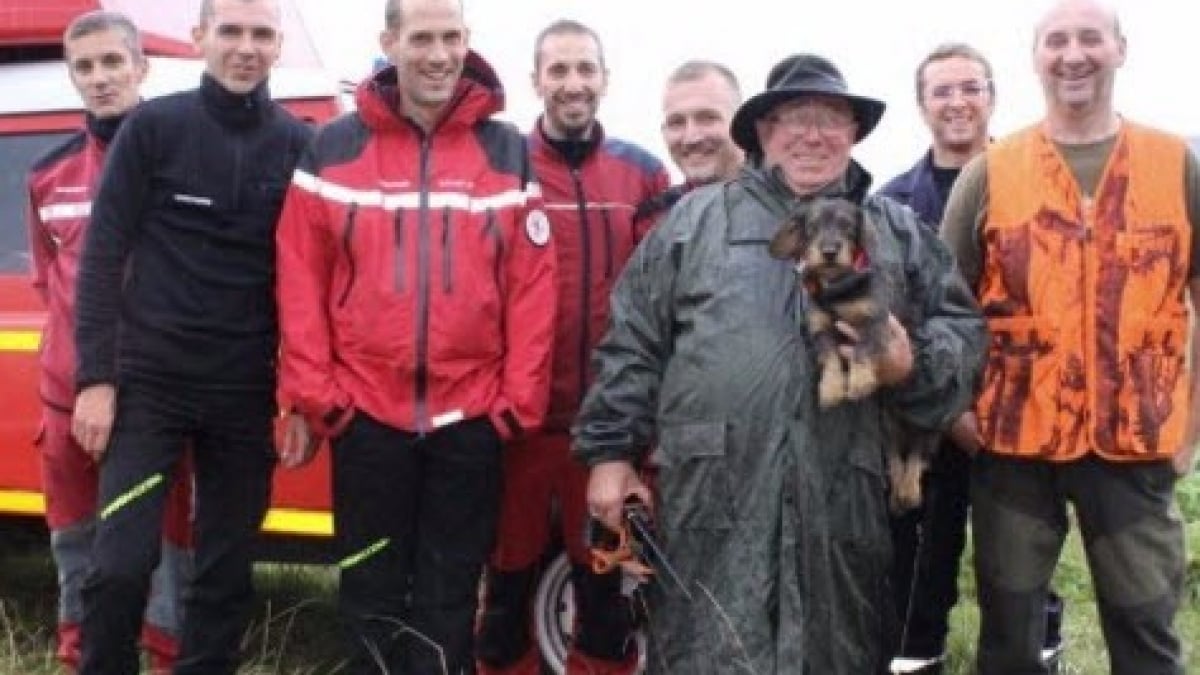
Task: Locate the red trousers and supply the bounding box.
[479,432,637,675]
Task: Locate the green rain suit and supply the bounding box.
[573,160,986,674]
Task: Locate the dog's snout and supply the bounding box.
[819,240,841,261]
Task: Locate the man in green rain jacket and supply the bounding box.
[573,53,987,674]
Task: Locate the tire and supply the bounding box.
[533,551,573,675]
[532,551,648,674]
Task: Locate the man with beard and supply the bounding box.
[879,44,1066,675]
[71,0,311,672]
[476,19,668,675]
[27,11,191,672]
[635,60,744,227]
[942,1,1200,672]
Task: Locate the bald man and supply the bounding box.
[941,2,1199,673]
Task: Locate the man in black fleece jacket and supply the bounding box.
[71,1,310,672]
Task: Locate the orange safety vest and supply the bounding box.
[977,121,1191,462]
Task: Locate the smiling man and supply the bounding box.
[476,19,667,675]
[71,0,312,672]
[275,0,557,672]
[574,52,985,674]
[633,60,744,229]
[941,1,1200,673]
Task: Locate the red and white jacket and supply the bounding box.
[277,53,556,439]
[528,120,669,431]
[27,115,123,411]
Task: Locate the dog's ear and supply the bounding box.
[769,216,805,260]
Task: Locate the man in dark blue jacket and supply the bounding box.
[878,43,1063,675]
[71,1,311,672]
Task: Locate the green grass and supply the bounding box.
[1,476,1198,673]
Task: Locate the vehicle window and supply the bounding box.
[0,132,72,273]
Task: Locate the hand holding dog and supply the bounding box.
[586,460,653,532]
[948,412,984,456]
[836,313,914,386]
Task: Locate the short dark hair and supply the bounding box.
[199,0,281,24]
[914,42,995,102]
[664,59,742,103]
[64,10,144,60]
[533,19,604,70]
[385,0,465,30]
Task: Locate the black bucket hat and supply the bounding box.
[731,53,886,155]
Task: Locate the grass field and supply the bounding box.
[1,476,1198,674]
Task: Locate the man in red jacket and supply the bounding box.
[25,11,190,673]
[475,19,668,675]
[275,0,556,672]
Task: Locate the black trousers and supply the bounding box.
[333,412,502,674]
[79,383,275,675]
[889,441,971,659]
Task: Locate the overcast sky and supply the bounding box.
[292,0,1200,182]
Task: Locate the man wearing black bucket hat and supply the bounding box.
[573,53,985,674]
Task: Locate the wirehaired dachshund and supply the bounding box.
[769,197,939,513]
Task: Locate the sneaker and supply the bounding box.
[1040,640,1064,674]
[1042,592,1066,673]
[889,655,945,674]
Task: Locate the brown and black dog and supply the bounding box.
[769,197,939,513]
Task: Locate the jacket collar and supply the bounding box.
[356,50,505,135]
[529,116,604,169]
[85,110,129,145]
[731,158,873,243]
[200,73,272,130]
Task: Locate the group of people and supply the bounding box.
[22,0,1195,674]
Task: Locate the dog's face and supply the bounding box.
[768,197,871,281]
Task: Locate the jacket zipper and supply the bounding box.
[571,167,591,407]
[415,135,433,433]
[394,208,406,292]
[486,208,502,289]
[600,208,614,279]
[337,204,359,307]
[442,206,453,293]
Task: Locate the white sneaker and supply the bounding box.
[889,655,945,674]
[1041,641,1064,671]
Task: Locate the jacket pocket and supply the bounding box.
[976,316,1061,456]
[1114,317,1188,457]
[336,204,359,307]
[655,421,733,531]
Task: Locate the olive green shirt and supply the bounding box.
[940,133,1200,288]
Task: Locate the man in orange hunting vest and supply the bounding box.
[941,1,1198,674]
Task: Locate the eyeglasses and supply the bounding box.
[761,106,855,134]
[927,80,991,101]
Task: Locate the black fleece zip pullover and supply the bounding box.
[75,74,312,392]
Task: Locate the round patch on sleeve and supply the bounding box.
[525,209,551,247]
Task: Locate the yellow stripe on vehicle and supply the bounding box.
[261,507,334,537]
[0,330,41,352]
[0,490,46,515]
[0,489,332,537]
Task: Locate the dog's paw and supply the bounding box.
[818,371,846,408]
[889,458,927,514]
[846,361,879,400]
